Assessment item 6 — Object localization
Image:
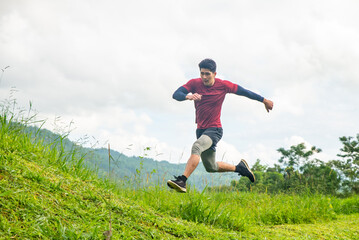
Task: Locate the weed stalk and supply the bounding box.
[103,143,112,240]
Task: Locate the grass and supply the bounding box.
[120,185,358,231]
[1,101,359,239]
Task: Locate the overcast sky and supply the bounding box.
[1,0,358,167]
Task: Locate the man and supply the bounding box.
[167,59,273,193]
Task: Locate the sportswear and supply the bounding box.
[196,127,222,151]
[173,78,264,129]
[235,159,256,182]
[167,176,187,193]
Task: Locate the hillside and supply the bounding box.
[1,114,359,239]
[0,117,245,239]
[26,125,239,191]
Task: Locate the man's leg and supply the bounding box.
[202,150,255,182]
[201,150,235,172]
[167,135,212,192]
[217,162,236,172]
[183,134,212,177]
[182,154,236,176]
[183,154,201,178]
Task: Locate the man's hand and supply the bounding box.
[263,98,273,112]
[186,93,202,101]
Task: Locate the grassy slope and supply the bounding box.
[1,122,358,239]
[0,126,241,239]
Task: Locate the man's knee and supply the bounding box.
[191,141,203,156]
[191,135,212,155]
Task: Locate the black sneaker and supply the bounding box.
[167,176,187,193]
[236,159,255,182]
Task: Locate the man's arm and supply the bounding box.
[236,85,264,102]
[236,84,273,112]
[173,86,202,101]
[172,86,189,101]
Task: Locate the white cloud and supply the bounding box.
[283,135,334,162]
[1,0,359,169]
[216,140,279,167]
[284,136,310,148]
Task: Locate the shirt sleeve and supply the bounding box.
[222,80,238,93]
[235,84,264,102]
[182,79,196,92]
[172,86,189,101]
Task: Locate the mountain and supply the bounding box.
[26,126,239,190]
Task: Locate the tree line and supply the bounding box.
[211,134,359,196]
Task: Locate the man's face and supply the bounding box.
[200,68,216,87]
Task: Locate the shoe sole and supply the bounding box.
[167,180,187,193]
[241,159,256,182]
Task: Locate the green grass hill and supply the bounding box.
[1,112,359,239]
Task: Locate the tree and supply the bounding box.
[330,134,359,194]
[301,159,340,195]
[277,143,322,171]
[276,143,341,194]
[251,159,267,172]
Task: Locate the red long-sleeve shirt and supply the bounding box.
[173,78,264,129]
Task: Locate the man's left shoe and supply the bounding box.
[236,159,255,182]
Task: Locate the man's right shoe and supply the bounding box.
[236,159,255,183]
[167,176,187,193]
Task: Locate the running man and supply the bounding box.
[167,58,273,193]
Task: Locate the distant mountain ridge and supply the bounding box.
[27,126,239,190]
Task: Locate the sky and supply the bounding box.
[1,0,358,168]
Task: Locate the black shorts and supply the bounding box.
[196,127,223,151]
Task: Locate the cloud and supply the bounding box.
[35,105,189,163]
[1,0,359,168]
[1,1,186,111]
[283,135,334,162]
